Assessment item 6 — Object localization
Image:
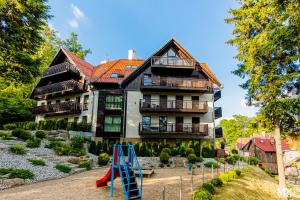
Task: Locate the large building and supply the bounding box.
[30,38,223,144]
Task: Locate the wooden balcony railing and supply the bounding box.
[141,77,213,92]
[139,99,208,113]
[33,79,84,97]
[139,123,208,135]
[31,102,82,116]
[151,56,195,68]
[43,62,79,78]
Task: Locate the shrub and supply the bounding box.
[192,189,212,200]
[46,140,64,149]
[12,128,24,138]
[98,153,110,165]
[201,183,215,194]
[12,129,32,140]
[231,149,238,154]
[227,170,236,179]
[69,147,85,157]
[35,131,46,139]
[3,123,17,130]
[88,141,97,155]
[0,131,11,139]
[211,178,223,187]
[226,156,237,165]
[216,157,225,164]
[9,144,27,155]
[70,136,85,149]
[202,146,214,158]
[0,168,34,179]
[204,161,219,169]
[134,143,140,156]
[187,153,197,164]
[186,148,195,156]
[151,143,159,156]
[27,159,46,166]
[55,164,71,173]
[162,148,171,155]
[235,169,242,177]
[54,144,71,156]
[219,173,230,183]
[159,151,170,164]
[139,143,147,157]
[196,156,204,163]
[78,161,91,170]
[248,156,259,165]
[26,137,41,148]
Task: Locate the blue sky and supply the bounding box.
[48,0,258,120]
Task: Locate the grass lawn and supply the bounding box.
[213,166,283,200]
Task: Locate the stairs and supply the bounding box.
[120,166,141,200]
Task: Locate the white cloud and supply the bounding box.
[240,99,248,107]
[68,19,78,28]
[71,4,85,19]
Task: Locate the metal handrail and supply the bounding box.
[118,146,130,199]
[140,123,209,134]
[140,99,208,110]
[129,145,143,198]
[31,102,82,114]
[151,56,195,67]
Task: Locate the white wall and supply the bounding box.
[126,91,143,138]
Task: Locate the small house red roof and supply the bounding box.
[251,137,290,152]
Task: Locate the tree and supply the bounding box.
[59,32,91,59]
[226,0,300,195]
[0,0,51,84]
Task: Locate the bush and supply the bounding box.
[186,148,195,156]
[196,156,204,163]
[26,137,41,148]
[201,183,215,194]
[245,156,259,165]
[54,144,71,156]
[55,164,71,173]
[0,131,11,139]
[211,178,223,187]
[98,153,110,165]
[139,143,147,157]
[78,161,91,170]
[159,151,170,164]
[69,147,85,157]
[227,170,236,179]
[35,131,46,139]
[187,153,197,164]
[204,161,219,169]
[3,123,17,130]
[235,169,242,177]
[9,144,27,155]
[162,148,171,155]
[12,128,24,138]
[88,141,97,155]
[202,146,214,158]
[0,168,34,179]
[12,128,32,140]
[231,149,238,154]
[70,136,85,149]
[27,159,46,166]
[219,173,230,183]
[192,189,212,200]
[216,157,225,164]
[226,156,237,165]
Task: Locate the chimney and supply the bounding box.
[128,50,136,60]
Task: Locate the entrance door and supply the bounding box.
[159,116,167,132]
[192,117,200,133]
[176,96,183,110]
[176,117,183,132]
[160,95,167,109]
[192,96,199,110]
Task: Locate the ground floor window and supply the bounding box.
[104,115,121,132]
[82,116,87,124]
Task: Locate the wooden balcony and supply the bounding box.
[151,56,195,70]
[139,99,208,113]
[141,77,213,93]
[139,123,209,139]
[33,79,84,99]
[31,102,82,117]
[43,62,80,78]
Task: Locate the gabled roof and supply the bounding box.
[91,59,144,83]
[244,137,290,152]
[237,137,250,150]
[122,38,222,88]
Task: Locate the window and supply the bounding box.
[142,116,151,125]
[110,73,124,78]
[83,95,89,110]
[125,65,138,69]
[105,95,122,109]
[104,116,121,132]
[143,74,152,86]
[82,116,87,124]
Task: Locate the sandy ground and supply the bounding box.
[0,166,226,200]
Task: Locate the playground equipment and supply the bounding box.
[96,144,143,200]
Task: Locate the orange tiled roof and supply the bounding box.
[62,48,94,79]
[92,59,144,83]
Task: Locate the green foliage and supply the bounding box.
[35,131,46,139]
[226,156,237,165]
[201,183,215,194]
[134,143,140,156]
[3,123,17,130]
[231,149,238,154]
[26,137,41,148]
[98,153,110,165]
[202,146,214,158]
[204,162,219,169]
[78,161,91,170]
[0,168,34,179]
[12,128,25,138]
[96,141,103,155]
[88,141,97,155]
[53,143,71,156]
[9,144,27,155]
[139,142,147,157]
[70,136,85,149]
[12,128,32,140]
[55,164,71,173]
[227,170,237,179]
[235,169,242,177]
[162,148,171,155]
[0,131,11,140]
[243,156,259,165]
[219,173,230,183]
[196,156,204,163]
[187,153,197,164]
[159,151,170,164]
[211,178,223,187]
[186,148,195,156]
[27,159,46,166]
[192,189,212,200]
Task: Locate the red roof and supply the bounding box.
[91,59,144,83]
[251,137,290,152]
[237,138,250,150]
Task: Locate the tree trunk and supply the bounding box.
[274,122,287,196]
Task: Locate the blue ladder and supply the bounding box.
[110,144,143,200]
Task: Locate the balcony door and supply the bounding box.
[143,94,151,108]
[176,96,183,109]
[159,95,167,109]
[159,116,167,132]
[176,117,183,132]
[192,96,199,110]
[192,117,200,133]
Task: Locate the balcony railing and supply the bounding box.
[214,107,222,119]
[43,62,80,78]
[139,99,208,113]
[151,56,195,68]
[139,123,208,135]
[31,102,82,116]
[105,102,122,110]
[215,127,223,138]
[33,79,84,98]
[141,77,213,92]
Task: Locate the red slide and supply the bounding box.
[96,167,119,187]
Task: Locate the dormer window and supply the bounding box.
[110,73,124,78]
[125,65,137,69]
